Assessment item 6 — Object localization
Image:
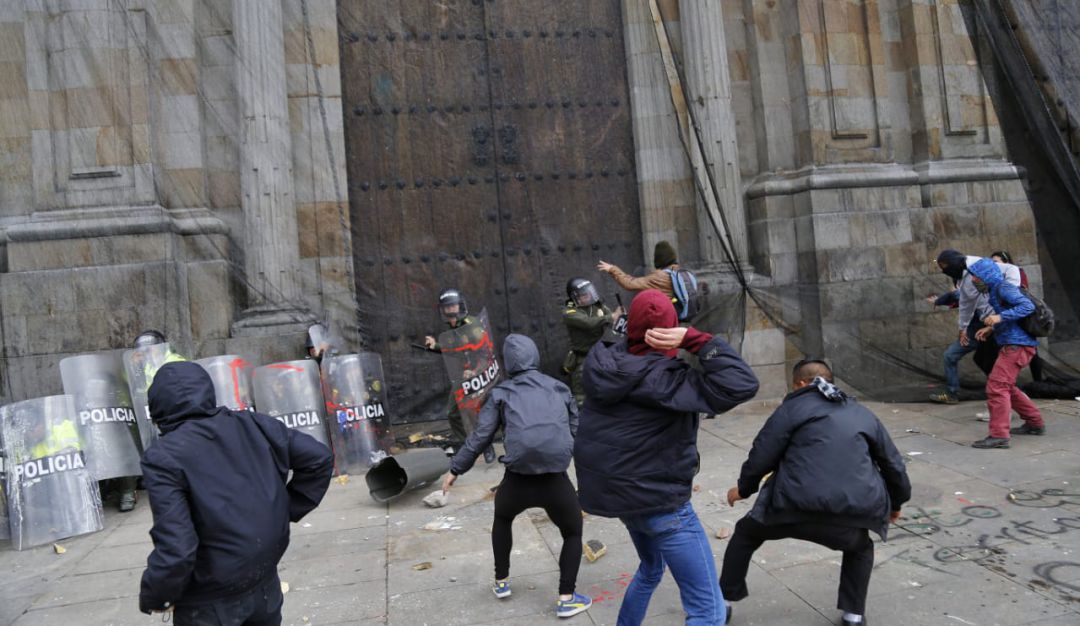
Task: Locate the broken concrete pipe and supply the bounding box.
[365,448,450,503]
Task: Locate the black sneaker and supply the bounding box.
[1010,423,1045,436]
[118,490,136,512]
[841,616,866,626]
[972,436,1010,449]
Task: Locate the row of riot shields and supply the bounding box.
[1,313,502,546]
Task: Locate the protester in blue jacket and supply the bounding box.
[139,362,333,623]
[967,258,1045,449]
[575,289,759,626]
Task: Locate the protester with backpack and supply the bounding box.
[966,258,1047,449]
[597,241,701,322]
[441,334,592,619]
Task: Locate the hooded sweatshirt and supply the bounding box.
[450,334,579,475]
[967,258,1037,347]
[574,291,759,517]
[139,362,333,613]
[738,379,911,540]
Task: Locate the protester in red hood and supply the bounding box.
[576,288,759,625]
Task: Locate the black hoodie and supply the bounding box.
[139,362,333,613]
[575,333,759,518]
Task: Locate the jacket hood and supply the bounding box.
[148,361,218,433]
[936,249,967,282]
[503,333,540,376]
[967,258,1004,288]
[627,289,678,356]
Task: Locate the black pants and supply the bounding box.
[174,576,283,626]
[493,471,582,595]
[720,516,874,614]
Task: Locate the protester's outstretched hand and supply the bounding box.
[726,487,743,507]
[597,260,614,273]
[645,327,688,351]
[975,326,993,342]
[441,472,457,494]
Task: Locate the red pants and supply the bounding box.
[986,345,1044,439]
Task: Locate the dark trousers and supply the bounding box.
[493,471,582,595]
[174,576,283,626]
[720,516,874,615]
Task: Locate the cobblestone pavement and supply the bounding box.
[3,398,1080,625]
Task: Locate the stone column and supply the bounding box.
[231,0,311,332]
[620,0,700,265]
[679,0,748,265]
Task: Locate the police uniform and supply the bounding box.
[23,419,86,538]
[562,302,613,405]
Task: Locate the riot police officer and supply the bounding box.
[424,289,495,462]
[132,330,187,391]
[562,278,622,405]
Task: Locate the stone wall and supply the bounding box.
[0,0,352,404]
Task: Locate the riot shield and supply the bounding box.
[0,396,105,550]
[60,352,143,480]
[322,352,391,475]
[439,309,501,435]
[122,342,182,450]
[252,360,331,448]
[195,355,255,410]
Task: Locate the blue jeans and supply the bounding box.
[943,338,977,394]
[617,502,725,626]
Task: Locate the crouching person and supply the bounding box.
[441,334,591,618]
[721,359,911,626]
[139,362,334,625]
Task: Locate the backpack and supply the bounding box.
[1017,287,1055,338]
[665,268,701,322]
[997,283,1055,338]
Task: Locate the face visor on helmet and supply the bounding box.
[438,290,467,323]
[567,280,601,308]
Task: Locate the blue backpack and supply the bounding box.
[665,268,701,322]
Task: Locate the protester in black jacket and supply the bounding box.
[442,334,591,619]
[721,359,911,626]
[575,289,759,626]
[138,362,333,623]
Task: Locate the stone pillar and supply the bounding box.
[679,0,748,265]
[231,0,311,333]
[620,0,700,265]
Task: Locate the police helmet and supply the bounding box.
[133,330,167,350]
[566,278,601,308]
[438,289,468,323]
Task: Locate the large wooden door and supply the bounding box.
[339,0,642,423]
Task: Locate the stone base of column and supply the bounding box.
[230,304,317,337]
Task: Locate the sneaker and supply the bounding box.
[556,592,592,618]
[972,436,1010,449]
[928,392,959,404]
[1010,423,1045,436]
[492,580,512,599]
[841,615,866,626]
[118,490,136,512]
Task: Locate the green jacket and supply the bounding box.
[563,303,613,354]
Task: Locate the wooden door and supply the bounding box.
[339,0,641,423]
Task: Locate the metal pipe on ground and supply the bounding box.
[365,448,450,503]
